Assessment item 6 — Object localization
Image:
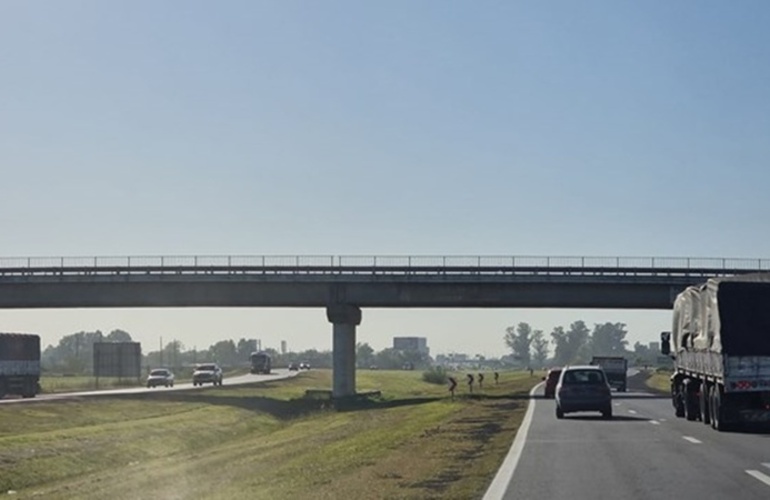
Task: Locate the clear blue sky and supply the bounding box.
[2,1,769,357]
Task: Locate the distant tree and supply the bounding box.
[590,322,629,356]
[568,321,592,364]
[356,342,375,368]
[504,322,534,368]
[236,338,256,359]
[374,348,406,370]
[104,329,132,342]
[208,339,237,367]
[551,321,591,365]
[531,330,549,368]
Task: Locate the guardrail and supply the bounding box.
[0,255,767,279]
[0,255,768,269]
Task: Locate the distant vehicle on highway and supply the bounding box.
[249,351,272,374]
[288,362,299,371]
[192,363,223,386]
[146,368,175,388]
[590,356,627,392]
[543,367,562,399]
[299,362,311,370]
[555,365,612,419]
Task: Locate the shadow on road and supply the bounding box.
[563,414,653,422]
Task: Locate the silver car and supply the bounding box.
[146,368,175,388]
[192,363,223,387]
[555,365,612,419]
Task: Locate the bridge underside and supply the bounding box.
[0,279,688,309]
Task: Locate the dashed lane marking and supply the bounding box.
[762,463,770,470]
[628,409,637,414]
[682,436,702,444]
[648,420,661,425]
[746,470,770,488]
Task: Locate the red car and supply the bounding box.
[543,368,562,398]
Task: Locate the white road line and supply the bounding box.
[482,382,543,500]
[746,470,770,487]
[614,403,621,407]
[682,436,702,444]
[628,409,637,414]
[762,463,770,470]
[648,420,661,425]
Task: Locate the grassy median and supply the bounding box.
[0,369,539,499]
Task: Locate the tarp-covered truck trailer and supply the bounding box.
[0,333,41,399]
[661,275,770,431]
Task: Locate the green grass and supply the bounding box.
[645,369,672,393]
[1,369,539,499]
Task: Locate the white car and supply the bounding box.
[146,368,175,388]
[192,363,223,386]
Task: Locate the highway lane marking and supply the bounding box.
[648,420,660,425]
[762,463,770,470]
[614,402,621,407]
[682,436,702,444]
[482,382,542,500]
[628,409,637,414]
[746,470,770,487]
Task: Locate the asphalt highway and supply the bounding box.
[0,369,298,405]
[487,372,770,500]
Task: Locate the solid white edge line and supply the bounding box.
[482,381,543,500]
[682,436,702,444]
[746,470,770,487]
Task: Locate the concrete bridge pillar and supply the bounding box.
[326,304,361,398]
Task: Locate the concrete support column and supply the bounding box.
[327,304,361,398]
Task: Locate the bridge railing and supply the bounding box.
[0,255,769,273]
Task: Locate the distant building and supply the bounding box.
[393,336,429,356]
[280,340,287,354]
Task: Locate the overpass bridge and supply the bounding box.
[1,254,767,396]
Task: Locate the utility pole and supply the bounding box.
[160,336,163,366]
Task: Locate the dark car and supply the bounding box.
[543,368,562,398]
[288,362,299,371]
[192,363,223,387]
[299,362,310,370]
[555,366,612,419]
[146,368,175,388]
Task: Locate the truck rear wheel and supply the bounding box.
[710,385,730,432]
[684,382,699,421]
[674,384,685,418]
[700,384,711,425]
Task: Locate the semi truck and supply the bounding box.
[590,356,627,392]
[661,274,770,431]
[0,332,41,399]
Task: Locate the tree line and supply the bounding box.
[503,320,656,368]
[41,330,434,374]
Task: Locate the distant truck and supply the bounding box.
[249,351,271,374]
[590,356,627,392]
[0,333,41,399]
[661,275,770,431]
